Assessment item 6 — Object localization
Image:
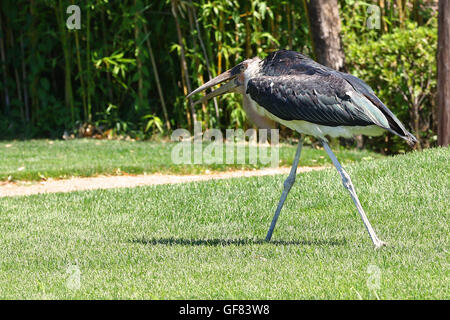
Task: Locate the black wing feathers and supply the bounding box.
[246,72,374,127]
[246,50,415,144]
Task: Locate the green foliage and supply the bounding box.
[345,21,437,153]
[142,114,164,134]
[0,0,440,154]
[0,0,313,139]
[95,104,131,136]
[93,51,136,88]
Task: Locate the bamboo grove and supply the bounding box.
[0,0,439,153]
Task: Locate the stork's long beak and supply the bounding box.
[186,69,239,106]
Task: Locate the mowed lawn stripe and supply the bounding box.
[0,139,382,181]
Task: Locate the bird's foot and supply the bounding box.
[374,240,388,249]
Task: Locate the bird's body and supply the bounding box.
[187,50,417,248]
[243,91,386,140]
[241,50,416,144]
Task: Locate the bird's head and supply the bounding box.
[187,57,261,105]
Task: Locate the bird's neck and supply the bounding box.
[243,59,262,91]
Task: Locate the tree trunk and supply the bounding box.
[437,0,450,146]
[307,0,350,146]
[306,0,346,72]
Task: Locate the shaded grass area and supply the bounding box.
[0,147,447,299]
[0,139,382,181]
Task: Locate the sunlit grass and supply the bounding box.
[0,147,447,299]
[0,139,383,181]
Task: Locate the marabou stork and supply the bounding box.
[187,50,417,248]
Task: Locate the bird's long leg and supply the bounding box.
[321,140,386,248]
[265,138,303,241]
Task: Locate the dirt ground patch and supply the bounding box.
[0,167,325,197]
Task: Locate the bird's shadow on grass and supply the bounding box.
[130,237,346,247]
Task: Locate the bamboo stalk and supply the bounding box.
[187,4,210,129]
[143,23,171,130]
[217,11,224,75]
[397,0,404,28]
[186,5,205,128]
[20,36,30,122]
[198,73,210,127]
[86,4,92,122]
[171,0,197,128]
[287,3,292,50]
[235,19,239,61]
[70,0,87,121]
[403,0,410,22]
[291,5,296,48]
[379,0,388,34]
[8,28,25,121]
[245,3,251,58]
[30,0,39,124]
[74,23,87,121]
[100,9,113,102]
[412,0,422,25]
[190,1,220,125]
[56,0,75,124]
[301,0,316,60]
[135,0,143,109]
[0,19,11,115]
[252,4,261,52]
[271,12,276,49]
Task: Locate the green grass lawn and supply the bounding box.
[0,147,448,299]
[0,139,382,181]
